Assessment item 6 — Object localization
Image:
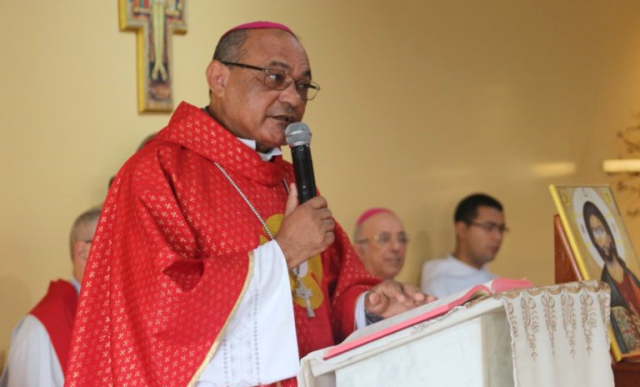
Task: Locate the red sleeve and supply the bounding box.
[325,221,380,342]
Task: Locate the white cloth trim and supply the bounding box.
[70,277,80,294]
[421,255,496,298]
[197,240,299,387]
[0,315,64,387]
[237,137,283,162]
[355,292,367,329]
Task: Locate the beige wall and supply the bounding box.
[1,0,639,366]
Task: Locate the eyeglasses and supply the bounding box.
[468,221,509,234]
[220,61,321,101]
[356,232,409,247]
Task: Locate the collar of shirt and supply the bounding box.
[237,138,283,162]
[71,277,81,294]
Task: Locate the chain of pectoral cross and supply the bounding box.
[215,162,315,318]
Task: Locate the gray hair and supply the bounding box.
[212,28,300,62]
[69,206,102,260]
[212,29,250,62]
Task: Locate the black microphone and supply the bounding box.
[285,123,317,204]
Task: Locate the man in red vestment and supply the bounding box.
[1,206,101,387]
[65,22,431,387]
[353,208,408,280]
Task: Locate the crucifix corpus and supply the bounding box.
[294,276,316,318]
[119,0,187,113]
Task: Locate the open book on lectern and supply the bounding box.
[324,277,533,360]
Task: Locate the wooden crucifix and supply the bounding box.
[119,0,187,113]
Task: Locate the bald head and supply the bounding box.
[206,27,310,152]
[353,210,407,280]
[213,22,297,63]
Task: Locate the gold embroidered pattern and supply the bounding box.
[521,295,540,361]
[541,284,563,296]
[503,302,520,358]
[486,280,612,386]
[561,292,577,358]
[580,293,597,355]
[542,292,557,354]
[506,302,519,339]
[501,288,525,299]
[597,291,610,329]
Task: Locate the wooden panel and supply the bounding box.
[612,362,640,386]
[554,215,583,284]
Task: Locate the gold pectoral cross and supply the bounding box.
[294,277,315,318]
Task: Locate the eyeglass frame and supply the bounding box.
[355,231,409,247]
[219,61,321,101]
[467,221,509,234]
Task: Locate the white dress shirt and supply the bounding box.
[421,255,496,298]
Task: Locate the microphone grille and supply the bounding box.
[285,122,312,147]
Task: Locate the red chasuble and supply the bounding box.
[65,102,379,387]
[29,279,78,376]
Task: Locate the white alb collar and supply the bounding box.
[238,138,283,162]
[71,277,81,294]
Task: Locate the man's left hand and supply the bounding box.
[364,280,436,319]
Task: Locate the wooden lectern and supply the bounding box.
[554,215,640,386]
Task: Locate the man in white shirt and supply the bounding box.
[421,194,507,298]
[0,206,100,387]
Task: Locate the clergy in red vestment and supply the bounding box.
[65,22,432,387]
[0,206,101,387]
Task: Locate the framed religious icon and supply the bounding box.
[550,184,640,361]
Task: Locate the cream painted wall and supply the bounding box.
[1,0,639,368]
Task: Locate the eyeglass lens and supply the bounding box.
[263,69,319,100]
[374,232,409,245]
[471,222,508,233]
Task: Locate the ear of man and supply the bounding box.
[73,240,90,262]
[454,221,468,239]
[205,60,230,96]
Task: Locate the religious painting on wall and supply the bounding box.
[119,0,187,112]
[550,184,640,361]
